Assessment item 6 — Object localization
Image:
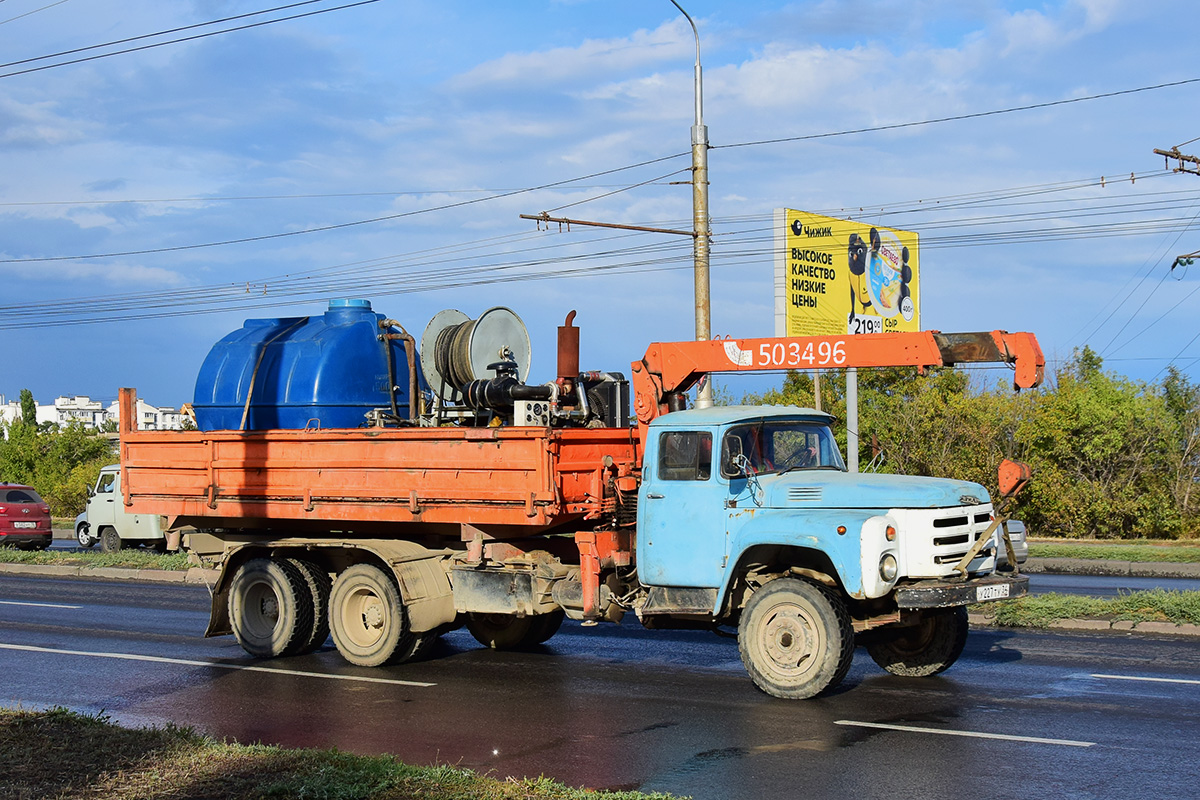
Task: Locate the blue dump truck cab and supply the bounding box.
[635,405,1027,698]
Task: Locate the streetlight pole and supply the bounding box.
[669,1,713,408]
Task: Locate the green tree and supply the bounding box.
[1012,347,1177,538]
[0,421,114,516]
[1160,366,1200,527]
[18,389,36,429]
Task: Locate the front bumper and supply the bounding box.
[895,573,1028,609]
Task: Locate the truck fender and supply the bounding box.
[716,509,880,614]
[373,541,457,634]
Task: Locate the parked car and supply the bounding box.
[995,519,1029,567]
[75,465,165,552]
[0,484,52,550]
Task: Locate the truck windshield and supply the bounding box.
[721,421,845,476]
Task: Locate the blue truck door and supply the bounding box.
[638,429,728,588]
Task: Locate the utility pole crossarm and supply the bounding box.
[1155,147,1200,176]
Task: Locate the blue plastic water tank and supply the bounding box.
[193,299,424,431]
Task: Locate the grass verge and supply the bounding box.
[1028,542,1200,563]
[976,589,1200,628]
[0,547,191,571]
[0,707,679,800]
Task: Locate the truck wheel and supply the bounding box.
[329,564,412,667]
[287,557,332,654]
[228,558,315,659]
[531,609,565,644]
[865,606,969,677]
[76,524,97,549]
[99,527,123,553]
[738,577,855,699]
[466,610,563,650]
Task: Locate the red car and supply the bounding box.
[0,484,52,550]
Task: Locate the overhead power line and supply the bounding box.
[2,77,1194,263]
[0,0,329,68]
[0,0,380,80]
[0,152,688,263]
[0,0,70,27]
[716,77,1200,150]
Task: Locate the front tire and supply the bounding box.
[228,557,315,658]
[738,577,855,699]
[329,564,412,667]
[865,606,969,677]
[76,524,97,548]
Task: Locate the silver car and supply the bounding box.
[995,519,1029,567]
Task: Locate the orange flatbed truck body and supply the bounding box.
[119,397,640,535]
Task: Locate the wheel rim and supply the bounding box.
[339,584,389,648]
[242,580,281,640]
[759,600,823,681]
[886,617,938,656]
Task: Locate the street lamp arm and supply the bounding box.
[668,0,703,130]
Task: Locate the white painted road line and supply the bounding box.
[835,720,1095,747]
[1092,673,1200,686]
[0,600,82,609]
[0,643,435,687]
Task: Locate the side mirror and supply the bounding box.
[722,436,744,477]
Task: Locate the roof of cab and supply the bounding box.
[648,404,834,427]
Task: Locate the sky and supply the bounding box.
[2,0,1200,409]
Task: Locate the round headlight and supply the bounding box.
[879,553,898,582]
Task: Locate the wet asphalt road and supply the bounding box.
[2,573,1199,800]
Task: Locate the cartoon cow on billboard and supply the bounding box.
[847,227,913,329]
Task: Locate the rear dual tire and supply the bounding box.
[329,564,414,667]
[228,558,315,658]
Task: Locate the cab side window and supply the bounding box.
[658,431,712,481]
[97,473,116,493]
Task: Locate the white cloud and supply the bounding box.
[0,259,186,287]
[449,18,694,90]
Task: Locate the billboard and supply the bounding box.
[773,209,920,337]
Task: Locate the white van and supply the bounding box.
[74,465,165,552]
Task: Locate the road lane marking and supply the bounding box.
[0,643,435,687]
[835,720,1095,747]
[1092,673,1200,686]
[0,600,82,609]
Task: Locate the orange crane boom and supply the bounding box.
[631,329,1044,426]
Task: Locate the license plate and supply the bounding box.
[977,583,1010,602]
[13,521,36,529]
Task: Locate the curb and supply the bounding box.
[968,611,1200,637]
[0,562,219,585]
[1023,557,1200,579]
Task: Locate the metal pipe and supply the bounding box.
[558,310,580,393]
[380,319,419,422]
